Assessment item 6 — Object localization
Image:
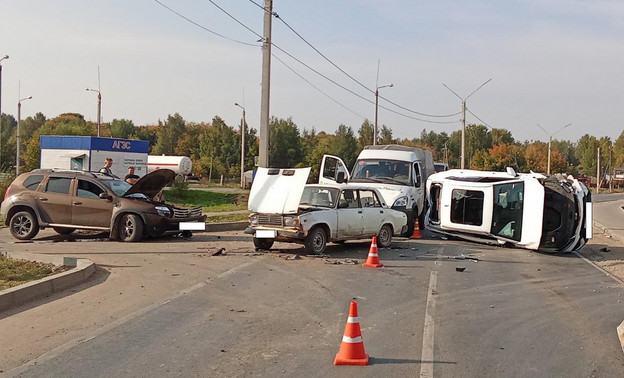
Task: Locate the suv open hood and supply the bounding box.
[124,169,176,198]
[248,167,311,214]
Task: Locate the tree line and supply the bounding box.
[1,111,623,183]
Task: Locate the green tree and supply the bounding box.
[575,134,599,175]
[269,117,302,168]
[490,128,514,146]
[333,124,358,168]
[110,119,136,139]
[357,119,374,150]
[378,125,394,145]
[153,113,186,155]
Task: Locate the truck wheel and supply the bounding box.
[253,237,274,250]
[118,214,144,242]
[305,227,327,255]
[9,210,39,240]
[377,224,393,248]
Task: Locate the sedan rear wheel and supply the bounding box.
[377,224,393,248]
[118,214,144,242]
[9,210,39,240]
[304,227,327,255]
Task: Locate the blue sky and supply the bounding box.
[1,0,623,144]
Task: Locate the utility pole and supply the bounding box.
[0,55,9,167]
[443,79,491,170]
[258,0,272,168]
[461,100,466,169]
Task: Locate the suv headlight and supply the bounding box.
[393,196,408,208]
[155,206,171,217]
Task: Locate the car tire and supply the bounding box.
[53,227,76,235]
[305,227,327,255]
[253,237,274,250]
[118,213,144,242]
[377,224,393,248]
[9,210,39,240]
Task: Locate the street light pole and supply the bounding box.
[85,87,101,137]
[0,55,9,167]
[235,103,246,189]
[536,123,571,175]
[443,79,491,169]
[374,83,393,145]
[17,95,32,175]
[596,140,612,194]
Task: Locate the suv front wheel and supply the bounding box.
[9,210,39,240]
[118,214,144,242]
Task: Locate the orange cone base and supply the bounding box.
[334,352,369,366]
[363,260,383,268]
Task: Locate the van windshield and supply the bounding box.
[351,159,411,185]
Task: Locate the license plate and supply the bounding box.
[179,222,206,231]
[255,229,276,238]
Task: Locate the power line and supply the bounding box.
[270,7,461,118]
[272,54,366,120]
[154,0,258,46]
[158,0,460,125]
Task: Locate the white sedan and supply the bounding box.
[246,167,408,254]
[425,168,592,253]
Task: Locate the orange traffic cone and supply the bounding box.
[362,236,383,268]
[334,301,369,366]
[410,218,422,239]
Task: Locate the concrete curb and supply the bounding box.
[0,251,96,312]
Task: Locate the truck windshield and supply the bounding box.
[351,159,411,185]
[491,182,524,241]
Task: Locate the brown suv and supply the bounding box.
[1,169,206,242]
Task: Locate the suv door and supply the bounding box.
[36,176,73,224]
[72,178,114,228]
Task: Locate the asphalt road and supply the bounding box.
[1,226,623,377]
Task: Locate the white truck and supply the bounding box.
[320,145,435,235]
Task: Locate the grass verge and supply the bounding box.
[163,190,248,212]
[0,256,69,291]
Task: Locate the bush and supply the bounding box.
[169,177,190,197]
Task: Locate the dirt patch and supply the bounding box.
[578,232,624,282]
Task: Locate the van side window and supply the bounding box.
[413,163,421,187]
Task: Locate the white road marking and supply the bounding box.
[420,270,438,378]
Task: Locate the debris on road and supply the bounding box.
[212,248,226,256]
[456,267,466,272]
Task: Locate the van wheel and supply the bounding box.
[253,237,274,250]
[9,211,39,240]
[305,227,327,255]
[377,224,393,248]
[118,214,144,242]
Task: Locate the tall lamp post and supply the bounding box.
[0,55,9,167]
[17,95,32,175]
[235,103,246,189]
[443,79,491,169]
[85,87,101,136]
[536,123,571,175]
[374,83,393,145]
